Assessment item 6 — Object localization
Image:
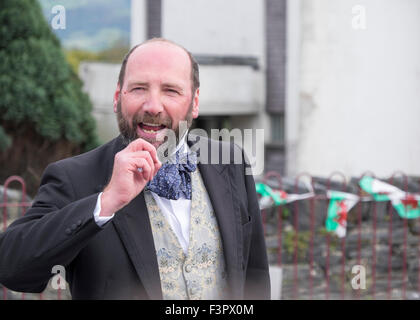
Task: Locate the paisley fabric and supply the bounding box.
[146,149,197,200]
[144,168,228,300]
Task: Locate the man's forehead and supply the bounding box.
[126,41,191,73]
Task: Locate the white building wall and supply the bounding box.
[79,62,120,143]
[162,0,265,60]
[197,66,264,116]
[285,0,302,177]
[292,0,420,178]
[131,0,147,46]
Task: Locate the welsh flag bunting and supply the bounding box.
[255,182,314,210]
[256,177,420,236]
[394,194,420,219]
[325,191,359,238]
[359,176,420,219]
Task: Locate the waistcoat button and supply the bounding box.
[185,264,192,273]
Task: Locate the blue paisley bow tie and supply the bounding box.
[146,149,197,200]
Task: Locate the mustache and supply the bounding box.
[132,112,172,128]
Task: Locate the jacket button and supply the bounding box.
[65,228,71,235]
[71,224,77,231]
[77,220,82,227]
[185,264,192,273]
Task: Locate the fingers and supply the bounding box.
[132,158,152,181]
[129,151,156,179]
[118,139,163,182]
[127,138,160,166]
[106,140,164,210]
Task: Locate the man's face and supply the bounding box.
[114,41,199,148]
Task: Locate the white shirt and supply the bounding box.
[93,132,192,254]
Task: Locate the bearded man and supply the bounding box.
[0,38,270,300]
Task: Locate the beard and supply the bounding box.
[116,98,194,148]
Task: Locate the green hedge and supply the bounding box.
[0,0,99,152]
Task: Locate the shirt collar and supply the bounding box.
[172,129,189,156]
[158,129,189,164]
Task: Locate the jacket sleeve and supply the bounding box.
[0,162,104,293]
[242,151,271,300]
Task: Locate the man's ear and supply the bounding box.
[192,88,200,119]
[113,84,121,113]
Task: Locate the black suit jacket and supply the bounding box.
[0,135,270,299]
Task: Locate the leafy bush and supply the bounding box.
[0,0,99,195]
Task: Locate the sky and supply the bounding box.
[38,0,131,52]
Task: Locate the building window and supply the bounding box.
[270,114,285,145]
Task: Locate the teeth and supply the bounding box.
[139,123,166,134]
[142,128,166,134]
[142,123,161,127]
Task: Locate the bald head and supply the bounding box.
[118,38,200,95]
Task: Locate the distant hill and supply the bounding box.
[38,0,130,52]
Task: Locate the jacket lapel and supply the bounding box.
[101,136,162,299]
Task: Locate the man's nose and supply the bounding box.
[142,91,163,115]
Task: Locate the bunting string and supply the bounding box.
[256,177,420,238]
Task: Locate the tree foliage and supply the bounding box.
[0,0,100,195]
[65,38,129,74]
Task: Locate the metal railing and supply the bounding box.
[0,176,65,300]
[261,171,420,300]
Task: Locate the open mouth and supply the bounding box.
[138,122,167,134]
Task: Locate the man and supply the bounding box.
[0,38,270,300]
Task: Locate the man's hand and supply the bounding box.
[100,138,162,217]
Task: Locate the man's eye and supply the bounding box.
[133,87,145,91]
[166,89,179,94]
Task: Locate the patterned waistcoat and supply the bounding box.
[144,168,228,300]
